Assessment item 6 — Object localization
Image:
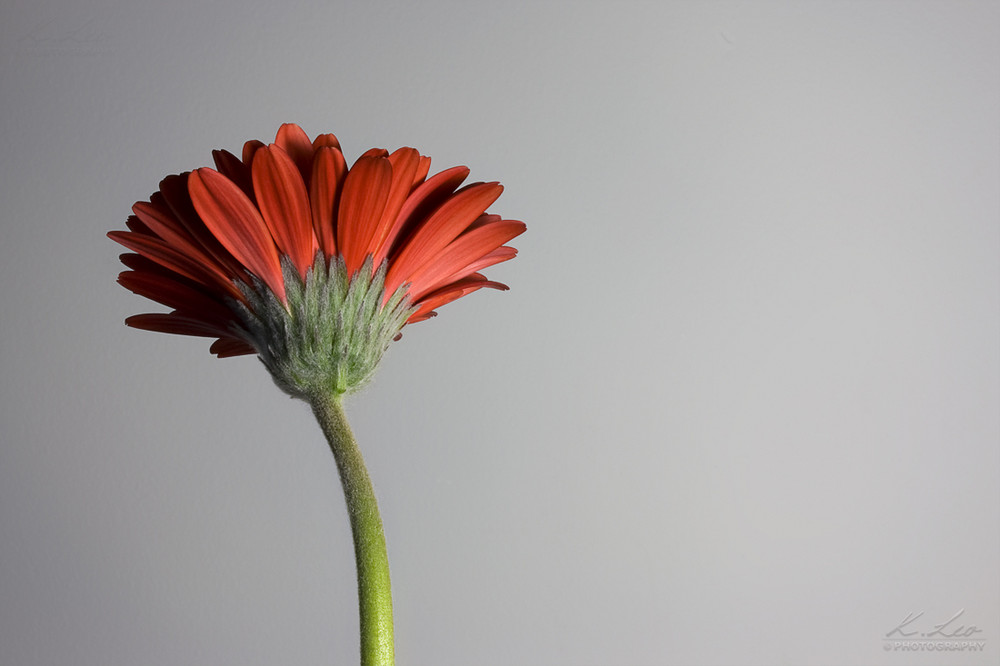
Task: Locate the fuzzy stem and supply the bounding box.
[310,393,394,666]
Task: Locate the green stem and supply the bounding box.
[310,393,394,666]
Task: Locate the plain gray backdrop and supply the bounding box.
[1,1,997,665]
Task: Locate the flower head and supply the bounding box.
[110,124,524,398]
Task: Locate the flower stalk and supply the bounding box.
[109,125,525,665]
[310,392,394,666]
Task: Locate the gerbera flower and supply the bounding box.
[109,125,524,666]
[109,123,525,398]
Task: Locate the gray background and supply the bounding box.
[1,1,997,665]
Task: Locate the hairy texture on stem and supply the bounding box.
[311,394,395,666]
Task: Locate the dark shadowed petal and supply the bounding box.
[242,139,265,165]
[124,214,151,234]
[132,201,222,270]
[156,176,251,282]
[212,149,255,201]
[118,270,236,327]
[108,230,244,300]
[210,337,258,357]
[125,312,234,338]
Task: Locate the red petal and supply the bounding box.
[132,201,215,266]
[337,155,392,276]
[408,274,508,322]
[406,219,525,300]
[119,251,225,293]
[125,312,232,338]
[313,133,342,150]
[108,230,243,300]
[125,213,151,234]
[310,147,347,259]
[156,176,250,283]
[309,147,347,259]
[461,213,500,233]
[447,245,518,280]
[274,123,314,182]
[210,337,257,357]
[368,147,420,265]
[252,145,317,278]
[242,139,265,165]
[212,149,255,201]
[413,155,431,188]
[118,271,235,326]
[118,252,147,271]
[407,311,437,323]
[376,165,470,266]
[188,168,286,302]
[385,182,503,295]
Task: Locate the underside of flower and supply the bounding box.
[238,255,415,397]
[109,124,525,397]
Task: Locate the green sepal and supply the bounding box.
[233,254,415,399]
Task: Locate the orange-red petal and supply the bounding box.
[408,274,508,322]
[252,145,317,278]
[313,133,342,150]
[310,146,347,258]
[378,165,470,265]
[406,219,525,299]
[445,245,518,281]
[188,168,286,302]
[113,126,522,351]
[274,123,314,182]
[386,181,503,295]
[368,147,421,264]
[337,155,392,275]
[413,155,431,188]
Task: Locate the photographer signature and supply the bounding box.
[886,609,983,639]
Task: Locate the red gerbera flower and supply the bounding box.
[109,124,525,397]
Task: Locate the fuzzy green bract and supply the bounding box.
[234,254,416,399]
